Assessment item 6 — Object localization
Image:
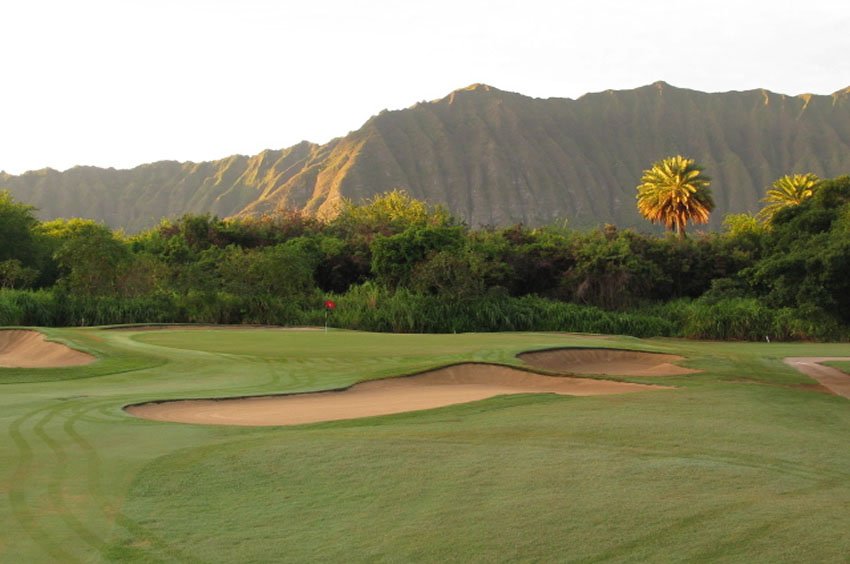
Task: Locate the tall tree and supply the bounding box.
[39,219,130,296]
[757,173,821,223]
[747,176,850,324]
[636,156,714,239]
[0,190,39,264]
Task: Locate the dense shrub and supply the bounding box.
[2,184,850,341]
[318,284,676,336]
[653,298,845,341]
[0,289,56,326]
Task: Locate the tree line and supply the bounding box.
[1,160,848,340]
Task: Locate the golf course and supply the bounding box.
[1,326,849,562]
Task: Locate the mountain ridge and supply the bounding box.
[3,82,850,231]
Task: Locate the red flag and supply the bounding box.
[324,300,336,310]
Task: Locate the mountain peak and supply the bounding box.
[458,83,497,93]
[440,83,523,106]
[4,82,850,232]
[649,80,681,95]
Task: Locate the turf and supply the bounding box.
[1,327,849,562]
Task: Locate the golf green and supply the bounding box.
[1,327,849,562]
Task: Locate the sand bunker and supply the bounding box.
[0,330,95,368]
[518,348,699,376]
[126,363,667,426]
[785,357,850,399]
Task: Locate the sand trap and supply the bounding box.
[126,363,668,426]
[518,348,699,376]
[785,357,850,399]
[0,330,95,368]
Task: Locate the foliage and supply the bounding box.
[636,156,714,238]
[217,242,317,299]
[0,259,38,289]
[757,173,821,223]
[332,189,455,239]
[722,213,763,237]
[408,249,493,299]
[562,229,656,308]
[323,283,675,336]
[492,225,575,296]
[40,219,131,296]
[0,190,46,277]
[370,225,465,288]
[745,176,850,324]
[656,298,843,341]
[1,183,849,340]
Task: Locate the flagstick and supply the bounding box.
[323,300,336,333]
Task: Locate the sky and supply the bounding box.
[1,0,849,174]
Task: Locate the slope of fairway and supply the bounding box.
[126,363,666,426]
[2,327,850,563]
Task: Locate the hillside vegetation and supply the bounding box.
[3,82,850,231]
[1,174,849,341]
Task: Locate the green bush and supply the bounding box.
[0,289,56,326]
[653,298,846,341]
[317,284,676,336]
[2,287,845,341]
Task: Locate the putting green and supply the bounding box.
[2,327,850,562]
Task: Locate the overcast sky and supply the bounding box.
[2,0,849,174]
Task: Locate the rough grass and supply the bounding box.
[1,328,849,562]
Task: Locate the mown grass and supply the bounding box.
[1,328,849,562]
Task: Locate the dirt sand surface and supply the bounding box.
[785,357,850,399]
[0,330,95,368]
[126,363,668,426]
[518,348,699,376]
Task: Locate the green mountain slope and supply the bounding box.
[3,82,850,231]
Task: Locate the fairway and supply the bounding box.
[2,327,850,562]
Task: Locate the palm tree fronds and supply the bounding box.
[635,155,714,238]
[757,173,821,223]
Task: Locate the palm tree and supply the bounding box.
[636,155,714,239]
[757,173,821,223]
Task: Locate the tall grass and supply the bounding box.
[0,289,57,326]
[315,284,676,336]
[1,288,844,341]
[0,290,312,327]
[652,298,846,341]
